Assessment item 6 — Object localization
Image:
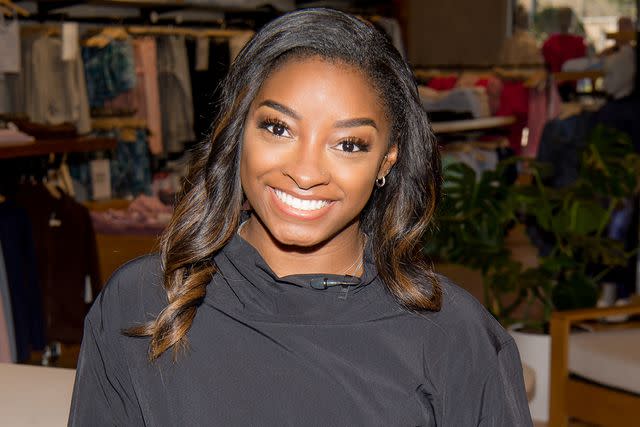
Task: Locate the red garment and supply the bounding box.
[496,81,530,154]
[542,34,587,72]
[426,76,458,91]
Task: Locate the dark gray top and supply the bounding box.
[68,233,532,426]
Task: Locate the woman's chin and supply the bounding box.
[267,225,330,249]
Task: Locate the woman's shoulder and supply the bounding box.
[86,254,167,331]
[417,274,515,354]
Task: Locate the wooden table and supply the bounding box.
[431,116,516,134]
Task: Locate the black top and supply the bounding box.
[68,233,532,426]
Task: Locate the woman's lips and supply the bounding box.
[269,187,335,220]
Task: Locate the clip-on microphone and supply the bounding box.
[309,275,361,290]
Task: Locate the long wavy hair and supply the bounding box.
[127,8,442,361]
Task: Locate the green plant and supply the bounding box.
[426,126,640,331]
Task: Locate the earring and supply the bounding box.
[375,176,386,188]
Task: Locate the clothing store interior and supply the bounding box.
[0,0,638,425]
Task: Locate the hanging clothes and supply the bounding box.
[0,241,17,362]
[14,184,100,344]
[99,37,164,155]
[24,34,91,134]
[133,37,163,155]
[71,126,153,199]
[228,30,254,63]
[496,81,529,154]
[0,16,21,73]
[498,30,543,66]
[157,36,195,154]
[186,37,230,142]
[541,33,587,73]
[82,39,137,109]
[0,200,45,362]
[108,128,153,197]
[524,82,561,158]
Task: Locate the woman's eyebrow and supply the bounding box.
[257,100,377,130]
[257,100,301,120]
[334,117,377,130]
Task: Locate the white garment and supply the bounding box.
[419,86,491,119]
[603,45,636,99]
[157,36,195,153]
[26,35,91,134]
[0,17,20,73]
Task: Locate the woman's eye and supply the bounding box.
[269,123,288,137]
[336,139,367,153]
[259,119,292,138]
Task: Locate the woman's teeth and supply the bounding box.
[273,189,330,211]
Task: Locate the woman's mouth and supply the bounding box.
[272,188,331,211]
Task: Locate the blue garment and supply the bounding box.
[70,129,152,199]
[0,201,45,362]
[537,111,595,188]
[82,41,137,108]
[109,129,153,198]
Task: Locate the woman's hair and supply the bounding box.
[126,8,442,360]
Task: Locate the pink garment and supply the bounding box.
[524,83,561,158]
[0,291,12,363]
[134,38,163,155]
[102,38,163,155]
[90,195,173,235]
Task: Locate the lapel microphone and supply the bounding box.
[309,276,361,290]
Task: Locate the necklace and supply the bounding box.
[340,234,367,276]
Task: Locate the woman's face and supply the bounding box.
[240,57,397,248]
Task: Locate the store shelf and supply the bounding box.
[554,71,604,84]
[0,137,117,159]
[431,116,516,134]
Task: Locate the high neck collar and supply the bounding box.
[219,232,379,293]
[205,232,397,324]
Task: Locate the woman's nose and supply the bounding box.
[282,136,330,190]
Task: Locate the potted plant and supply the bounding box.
[425,125,640,420]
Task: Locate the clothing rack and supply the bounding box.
[127,25,247,39]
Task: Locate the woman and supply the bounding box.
[69,9,532,426]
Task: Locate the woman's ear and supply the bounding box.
[378,144,398,178]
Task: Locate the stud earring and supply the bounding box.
[375,176,386,188]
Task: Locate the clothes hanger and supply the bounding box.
[0,0,29,18]
[83,26,129,48]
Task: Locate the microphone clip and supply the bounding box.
[309,275,361,290]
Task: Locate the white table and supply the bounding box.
[0,363,76,426]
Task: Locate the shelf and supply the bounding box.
[0,137,117,159]
[553,71,604,84]
[431,116,516,134]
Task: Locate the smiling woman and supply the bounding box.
[68,8,533,427]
